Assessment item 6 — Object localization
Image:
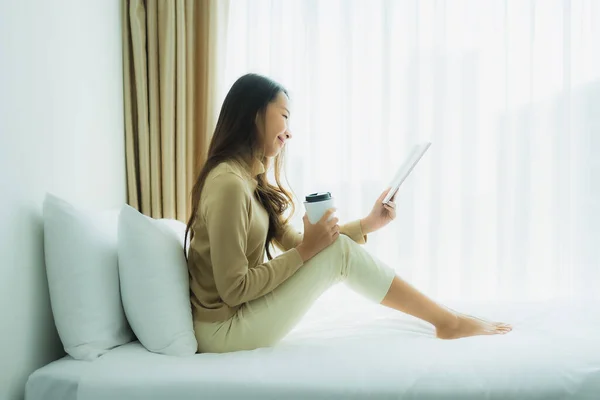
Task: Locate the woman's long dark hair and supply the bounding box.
[184,73,296,261]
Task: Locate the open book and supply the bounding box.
[382,141,432,204]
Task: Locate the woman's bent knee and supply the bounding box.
[310,234,353,261]
[301,234,355,279]
[331,234,354,252]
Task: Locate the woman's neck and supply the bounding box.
[238,153,267,177]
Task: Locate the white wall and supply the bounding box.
[0,1,126,399]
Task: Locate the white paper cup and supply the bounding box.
[304,192,335,224]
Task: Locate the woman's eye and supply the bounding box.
[283,115,288,120]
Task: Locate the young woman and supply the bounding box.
[185,73,512,353]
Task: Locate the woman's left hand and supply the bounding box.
[360,187,397,235]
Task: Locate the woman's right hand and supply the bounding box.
[296,208,339,262]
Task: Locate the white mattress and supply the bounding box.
[26,299,600,400]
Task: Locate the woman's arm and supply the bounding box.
[358,188,398,234]
[200,172,304,307]
[273,218,368,253]
[340,219,368,244]
[273,223,303,252]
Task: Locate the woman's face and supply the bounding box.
[256,91,292,158]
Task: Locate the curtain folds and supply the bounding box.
[122,0,229,221]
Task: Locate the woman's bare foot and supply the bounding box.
[435,313,512,340]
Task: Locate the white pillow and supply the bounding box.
[117,205,197,356]
[43,193,134,360]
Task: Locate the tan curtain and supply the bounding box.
[121,0,228,221]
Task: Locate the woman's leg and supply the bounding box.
[195,235,395,353]
[195,235,511,353]
[380,276,512,339]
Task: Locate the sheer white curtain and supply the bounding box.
[216,0,600,307]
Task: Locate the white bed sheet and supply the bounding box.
[25,355,91,400]
[28,299,600,400]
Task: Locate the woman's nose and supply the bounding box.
[285,129,292,140]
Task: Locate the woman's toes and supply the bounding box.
[494,323,512,331]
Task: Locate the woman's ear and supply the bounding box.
[255,110,266,138]
[254,111,262,128]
